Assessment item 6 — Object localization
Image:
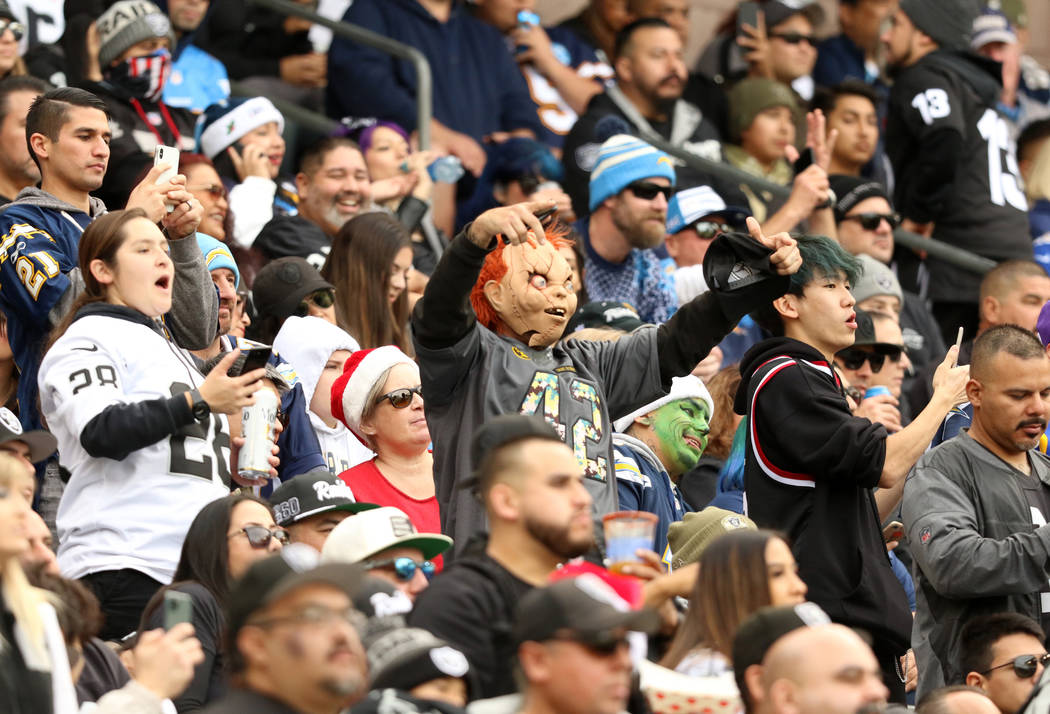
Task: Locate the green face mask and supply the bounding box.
[649,397,711,475]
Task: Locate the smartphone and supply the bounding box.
[952,327,964,367]
[793,147,815,175]
[534,205,557,225]
[163,590,193,630]
[240,346,272,374]
[154,144,180,213]
[882,521,905,543]
[737,1,761,39]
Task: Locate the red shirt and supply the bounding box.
[339,459,445,570]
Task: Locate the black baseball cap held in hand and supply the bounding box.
[703,231,791,323]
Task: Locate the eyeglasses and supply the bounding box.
[294,288,336,317]
[228,525,290,548]
[189,183,227,200]
[0,19,25,41]
[375,385,423,409]
[840,212,902,231]
[982,653,1050,678]
[690,221,731,239]
[837,346,904,374]
[838,347,904,374]
[626,181,673,202]
[250,604,367,631]
[550,629,630,657]
[769,32,817,46]
[362,556,436,581]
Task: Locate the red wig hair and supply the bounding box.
[470,221,575,332]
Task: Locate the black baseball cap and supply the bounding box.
[463,414,562,494]
[251,257,334,321]
[367,627,477,699]
[731,603,831,698]
[0,407,56,463]
[829,175,891,222]
[226,545,366,651]
[269,469,379,526]
[568,301,646,334]
[703,231,791,323]
[512,575,661,647]
[760,0,825,29]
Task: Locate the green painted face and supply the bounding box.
[649,397,711,475]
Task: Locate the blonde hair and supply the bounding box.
[1027,138,1050,203]
[0,454,49,660]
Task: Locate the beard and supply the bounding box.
[612,206,666,250]
[525,512,593,559]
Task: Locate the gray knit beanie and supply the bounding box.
[899,0,981,51]
[96,0,175,68]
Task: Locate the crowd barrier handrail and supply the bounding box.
[245,0,434,149]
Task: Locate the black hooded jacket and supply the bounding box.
[885,50,1031,302]
[736,337,913,654]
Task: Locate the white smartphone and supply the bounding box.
[154,144,180,212]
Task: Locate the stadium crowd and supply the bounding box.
[3,0,1050,712]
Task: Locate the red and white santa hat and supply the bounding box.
[330,346,416,441]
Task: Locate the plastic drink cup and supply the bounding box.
[603,511,658,573]
[864,386,892,400]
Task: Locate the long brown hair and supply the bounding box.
[704,366,742,461]
[660,529,785,668]
[321,212,412,352]
[44,208,149,356]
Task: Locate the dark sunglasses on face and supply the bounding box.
[841,212,902,231]
[294,288,336,317]
[690,221,731,239]
[982,653,1050,679]
[363,556,436,581]
[838,346,903,374]
[229,525,290,548]
[0,19,25,41]
[375,385,423,409]
[627,181,673,202]
[551,630,630,656]
[769,32,817,46]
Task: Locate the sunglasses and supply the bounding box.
[362,556,436,581]
[690,221,731,239]
[375,385,423,409]
[229,525,290,548]
[982,653,1050,679]
[251,604,367,631]
[837,346,903,374]
[627,181,673,202]
[840,212,902,231]
[294,288,336,317]
[190,183,227,200]
[0,19,25,41]
[551,630,631,656]
[769,32,817,46]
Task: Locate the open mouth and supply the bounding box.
[155,275,171,290]
[336,196,360,213]
[846,312,857,329]
[683,435,702,450]
[545,307,567,318]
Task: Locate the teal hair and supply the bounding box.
[716,420,748,494]
[787,233,862,295]
[751,234,862,335]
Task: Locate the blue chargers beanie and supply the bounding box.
[196,233,240,289]
[588,134,676,213]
